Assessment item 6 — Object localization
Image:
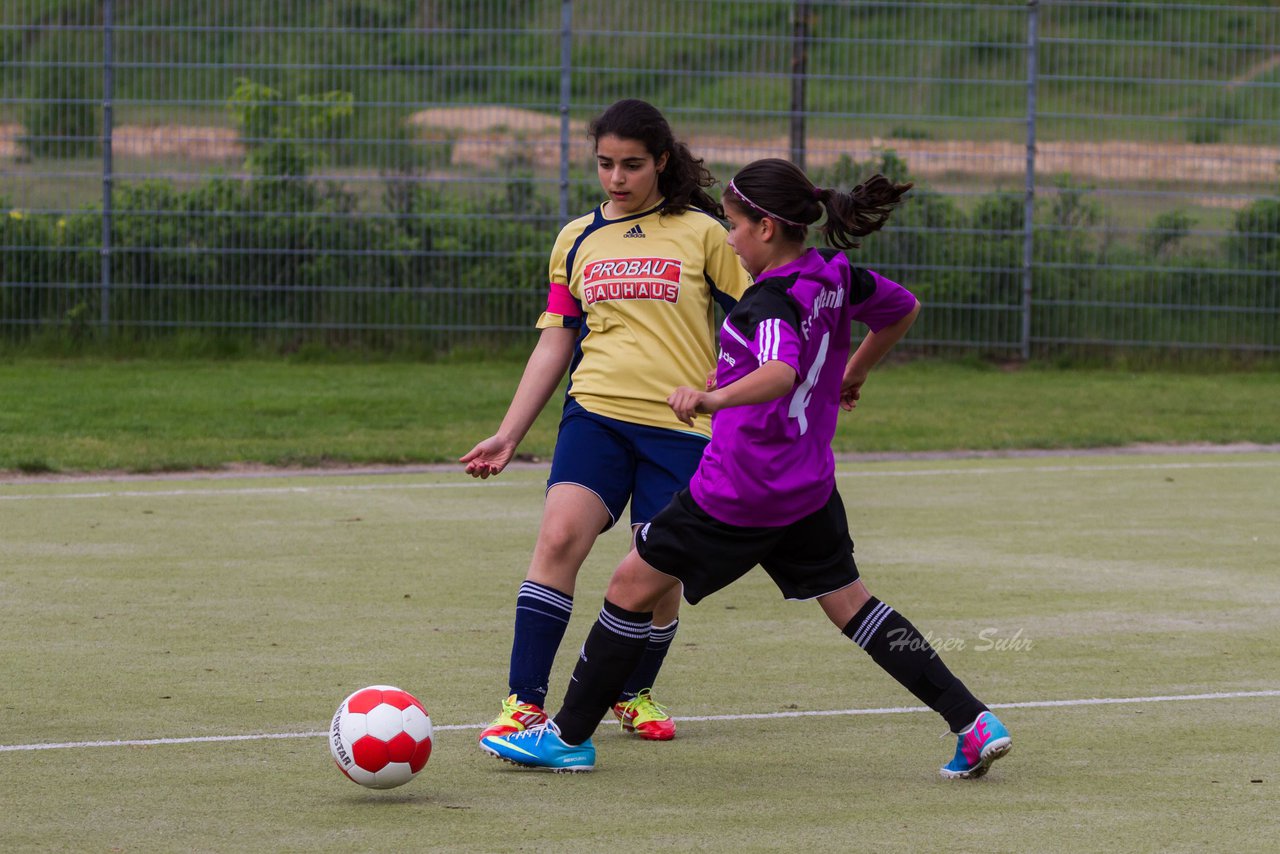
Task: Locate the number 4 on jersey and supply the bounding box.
[787,331,829,434]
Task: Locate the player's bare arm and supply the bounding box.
[460,326,576,477]
[668,360,797,427]
[841,299,921,411]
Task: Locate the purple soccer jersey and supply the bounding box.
[689,248,917,527]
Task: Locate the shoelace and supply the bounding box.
[623,689,669,718]
[508,721,559,744]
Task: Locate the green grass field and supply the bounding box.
[2,359,1279,474]
[3,452,1277,851]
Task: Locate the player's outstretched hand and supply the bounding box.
[667,385,708,427]
[460,435,516,479]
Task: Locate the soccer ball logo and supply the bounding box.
[329,685,433,789]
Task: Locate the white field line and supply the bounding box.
[0,480,532,502]
[1,459,1276,502]
[2,690,1276,753]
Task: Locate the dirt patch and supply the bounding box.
[0,123,242,161]
[0,123,20,158]
[3,107,1275,190]
[112,125,242,160]
[407,106,581,136]
[1229,52,1280,87]
[415,106,1277,188]
[806,137,1276,186]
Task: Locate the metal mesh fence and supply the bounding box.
[1,0,1276,356]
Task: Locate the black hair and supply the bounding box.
[588,99,721,217]
[724,157,912,250]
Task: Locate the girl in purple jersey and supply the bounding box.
[480,158,1012,780]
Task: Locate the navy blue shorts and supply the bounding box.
[547,405,708,531]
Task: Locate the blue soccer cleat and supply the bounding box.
[940,710,1012,779]
[479,720,596,772]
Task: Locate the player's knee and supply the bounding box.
[606,555,672,613]
[530,519,596,573]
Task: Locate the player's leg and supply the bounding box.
[819,578,992,731]
[609,558,680,739]
[822,582,1011,778]
[553,550,681,744]
[479,550,675,771]
[610,424,708,739]
[480,414,632,741]
[823,580,989,723]
[481,484,608,734]
[480,488,759,771]
[576,491,762,742]
[801,491,1010,778]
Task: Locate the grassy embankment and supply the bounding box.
[2,358,1277,474]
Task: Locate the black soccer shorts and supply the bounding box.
[635,486,860,605]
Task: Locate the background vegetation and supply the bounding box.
[5,0,1278,145]
[4,145,1277,355]
[2,0,1277,358]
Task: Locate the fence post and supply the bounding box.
[558,0,573,224]
[789,0,810,169]
[1020,0,1039,361]
[101,0,115,332]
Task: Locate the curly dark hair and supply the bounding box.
[589,99,721,217]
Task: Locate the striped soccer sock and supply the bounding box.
[618,618,678,702]
[843,596,987,733]
[508,580,573,708]
[553,599,653,745]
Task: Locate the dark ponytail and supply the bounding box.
[588,99,721,217]
[724,157,912,250]
[820,174,914,250]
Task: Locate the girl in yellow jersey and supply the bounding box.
[461,99,752,742]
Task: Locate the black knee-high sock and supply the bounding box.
[619,618,678,702]
[553,599,652,745]
[843,597,987,733]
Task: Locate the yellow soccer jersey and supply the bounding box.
[537,200,752,437]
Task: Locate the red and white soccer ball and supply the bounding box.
[329,685,433,789]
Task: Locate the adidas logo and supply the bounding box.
[622,224,645,238]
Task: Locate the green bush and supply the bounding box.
[1227,198,1280,274]
[1144,210,1195,259]
[4,143,1277,357]
[0,199,100,332]
[21,54,99,159]
[2,74,555,347]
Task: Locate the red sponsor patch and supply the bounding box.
[581,257,682,305]
[583,257,682,285]
[584,280,680,304]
